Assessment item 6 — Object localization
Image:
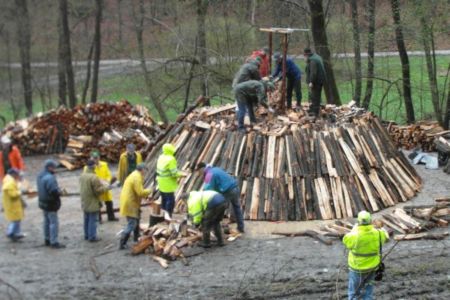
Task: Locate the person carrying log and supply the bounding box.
[185,190,226,248]
[234,79,275,132]
[303,47,326,116]
[2,168,26,242]
[37,159,65,248]
[83,150,118,222]
[249,47,270,77]
[117,143,143,186]
[196,162,244,233]
[119,163,151,250]
[343,211,389,300]
[156,143,185,219]
[80,159,111,242]
[271,52,302,109]
[0,136,25,180]
[232,58,262,88]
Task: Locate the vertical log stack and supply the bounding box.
[144,104,422,222]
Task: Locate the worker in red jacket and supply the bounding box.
[250,47,270,77]
[0,136,25,180]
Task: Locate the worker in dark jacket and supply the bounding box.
[37,159,65,249]
[186,190,226,248]
[197,162,244,233]
[272,52,302,109]
[232,59,261,88]
[234,80,275,131]
[304,48,326,116]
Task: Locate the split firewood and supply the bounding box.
[151,255,169,269]
[394,232,449,241]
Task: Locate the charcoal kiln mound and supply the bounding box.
[144,103,422,221]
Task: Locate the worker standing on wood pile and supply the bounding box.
[117,143,143,186]
[2,168,26,242]
[232,58,262,88]
[271,52,303,109]
[0,136,25,180]
[196,162,245,233]
[249,47,270,77]
[343,211,389,300]
[37,160,65,248]
[303,48,326,117]
[234,79,275,132]
[156,143,185,219]
[80,159,111,242]
[185,190,226,248]
[83,150,118,222]
[119,163,151,250]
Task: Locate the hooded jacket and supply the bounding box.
[156,144,182,193]
[120,170,151,218]
[79,169,109,213]
[37,169,61,212]
[2,174,23,221]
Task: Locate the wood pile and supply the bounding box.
[274,197,449,244]
[386,121,447,152]
[142,102,422,222]
[131,219,241,268]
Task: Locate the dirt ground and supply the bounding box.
[0,153,449,300]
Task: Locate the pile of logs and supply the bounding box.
[1,100,162,169]
[142,103,422,222]
[131,219,241,268]
[386,121,446,152]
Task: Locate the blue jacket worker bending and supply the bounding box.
[196,162,245,233]
[272,52,302,109]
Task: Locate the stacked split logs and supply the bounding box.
[386,121,445,152]
[143,103,422,222]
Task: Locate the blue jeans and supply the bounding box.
[236,99,256,129]
[7,221,21,237]
[224,187,244,231]
[161,192,175,216]
[348,269,375,300]
[123,217,138,236]
[84,212,98,241]
[43,211,59,245]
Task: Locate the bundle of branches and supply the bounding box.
[141,102,422,222]
[1,100,161,156]
[386,121,445,152]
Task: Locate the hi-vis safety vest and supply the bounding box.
[187,191,218,225]
[156,144,180,193]
[343,224,388,273]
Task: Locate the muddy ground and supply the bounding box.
[0,154,449,300]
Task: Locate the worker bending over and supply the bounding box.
[249,47,270,77]
[232,59,261,88]
[272,52,302,109]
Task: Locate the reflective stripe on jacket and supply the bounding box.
[343,224,388,272]
[83,161,113,201]
[2,174,23,221]
[156,145,181,193]
[187,191,219,225]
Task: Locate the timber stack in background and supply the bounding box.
[143,101,423,222]
[1,100,163,169]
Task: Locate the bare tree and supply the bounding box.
[196,0,210,105]
[362,0,376,109]
[350,0,361,105]
[91,0,103,103]
[14,0,33,116]
[57,24,67,107]
[390,0,415,123]
[307,0,341,105]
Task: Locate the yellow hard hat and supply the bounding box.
[357,210,371,225]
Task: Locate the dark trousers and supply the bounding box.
[133,210,141,241]
[287,77,302,108]
[161,192,175,216]
[98,201,116,222]
[202,202,226,245]
[236,98,256,129]
[309,84,323,116]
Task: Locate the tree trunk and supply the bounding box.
[3,31,20,120]
[391,0,415,123]
[196,0,209,105]
[130,0,169,123]
[117,0,123,45]
[308,0,341,105]
[15,0,33,116]
[362,0,376,109]
[59,0,77,108]
[350,0,362,105]
[444,64,450,130]
[57,16,67,107]
[81,37,95,105]
[91,0,103,103]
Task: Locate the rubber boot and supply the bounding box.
[106,201,118,221]
[119,233,130,250]
[214,223,224,247]
[199,230,211,248]
[133,221,140,242]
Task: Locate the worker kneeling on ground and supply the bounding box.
[119,163,151,250]
[343,211,389,300]
[185,190,226,248]
[234,79,275,132]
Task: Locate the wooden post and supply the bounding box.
[281,33,288,111]
[268,32,273,74]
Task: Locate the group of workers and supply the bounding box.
[232,47,326,131]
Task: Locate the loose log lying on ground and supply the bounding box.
[394,232,449,241]
[272,230,333,245]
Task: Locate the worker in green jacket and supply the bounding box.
[186,190,226,248]
[304,48,326,116]
[156,143,185,218]
[234,80,275,132]
[79,159,111,242]
[343,211,389,300]
[232,59,261,88]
